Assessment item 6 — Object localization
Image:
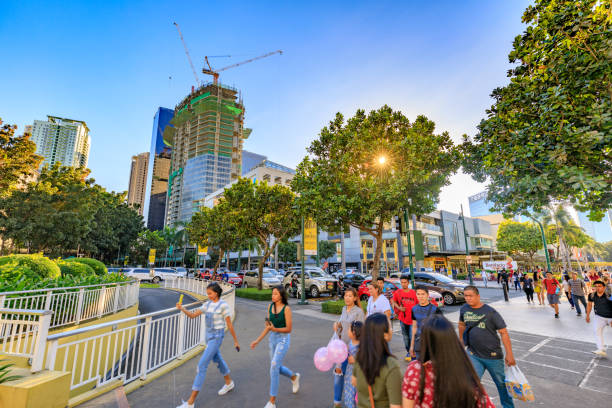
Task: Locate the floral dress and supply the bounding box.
[343,341,359,408]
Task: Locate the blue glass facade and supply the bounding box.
[242,150,267,175]
[145,107,174,230]
[178,154,231,223]
[577,211,612,243]
[468,191,495,217]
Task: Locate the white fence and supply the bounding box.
[0,309,52,372]
[0,280,140,330]
[42,278,234,390]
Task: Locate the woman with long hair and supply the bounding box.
[533,269,545,305]
[175,283,240,408]
[332,287,365,407]
[351,313,402,408]
[251,286,300,408]
[402,314,494,408]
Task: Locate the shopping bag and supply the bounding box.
[505,365,535,402]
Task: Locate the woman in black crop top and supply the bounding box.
[251,286,300,408]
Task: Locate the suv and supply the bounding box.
[282,269,338,298]
[242,268,283,289]
[406,271,466,305]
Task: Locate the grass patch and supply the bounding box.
[321,299,368,315]
[236,287,272,301]
[140,283,160,289]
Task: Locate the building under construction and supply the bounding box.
[163,82,249,227]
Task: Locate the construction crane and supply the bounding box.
[173,22,200,87]
[202,50,283,84]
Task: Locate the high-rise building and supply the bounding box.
[145,107,174,231]
[576,211,612,243]
[127,152,149,216]
[164,83,246,227]
[30,116,90,168]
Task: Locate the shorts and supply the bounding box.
[547,293,559,305]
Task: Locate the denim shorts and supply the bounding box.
[547,293,559,304]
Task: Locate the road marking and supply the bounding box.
[516,358,581,373]
[527,352,592,365]
[579,357,598,389]
[528,337,552,354]
[538,343,598,355]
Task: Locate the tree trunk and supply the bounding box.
[214,248,224,273]
[371,224,384,280]
[341,229,346,273]
[257,248,271,291]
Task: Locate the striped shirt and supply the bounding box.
[201,300,231,330]
[569,279,585,296]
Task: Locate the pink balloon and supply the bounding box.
[314,347,334,372]
[327,339,348,364]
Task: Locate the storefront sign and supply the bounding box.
[483,260,517,270]
[304,218,318,256]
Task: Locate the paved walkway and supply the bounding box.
[81,293,611,408]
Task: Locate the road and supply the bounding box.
[83,287,610,408]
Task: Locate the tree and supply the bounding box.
[312,240,336,263]
[130,230,166,266]
[292,106,460,279]
[223,179,300,289]
[496,221,542,267]
[461,0,611,221]
[277,240,297,264]
[187,201,243,273]
[540,205,589,273]
[0,119,42,197]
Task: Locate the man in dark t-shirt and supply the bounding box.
[458,286,516,408]
[586,280,612,356]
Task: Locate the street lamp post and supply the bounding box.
[403,209,415,288]
[459,204,474,286]
[298,216,308,305]
[531,218,552,273]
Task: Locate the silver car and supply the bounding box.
[282,269,338,298]
[242,269,282,289]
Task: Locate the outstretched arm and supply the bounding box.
[177,303,202,319]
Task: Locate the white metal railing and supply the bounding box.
[0,309,52,372]
[42,279,234,390]
[162,277,235,318]
[0,280,140,330]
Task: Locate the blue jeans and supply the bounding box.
[400,321,412,353]
[333,357,349,404]
[269,332,294,397]
[572,294,587,314]
[469,353,514,408]
[192,329,230,391]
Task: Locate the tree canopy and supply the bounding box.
[0,119,42,197]
[462,0,611,221]
[292,106,460,279]
[496,220,542,266]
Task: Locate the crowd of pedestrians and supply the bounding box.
[172,266,612,408]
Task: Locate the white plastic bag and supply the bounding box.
[504,365,535,402]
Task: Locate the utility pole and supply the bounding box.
[298,216,308,305]
[460,204,474,285]
[340,227,346,273]
[403,209,415,287]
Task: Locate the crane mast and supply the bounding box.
[173,22,200,87]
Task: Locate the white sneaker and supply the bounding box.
[291,372,300,393]
[592,349,607,357]
[176,401,194,408]
[264,402,276,408]
[218,381,235,395]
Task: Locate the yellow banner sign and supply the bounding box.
[198,245,208,255]
[304,218,317,256]
[148,248,156,265]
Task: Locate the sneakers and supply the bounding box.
[291,373,300,394]
[554,314,559,319]
[176,401,194,408]
[264,402,276,408]
[592,349,607,357]
[218,381,235,395]
[577,313,582,317]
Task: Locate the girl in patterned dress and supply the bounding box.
[343,320,363,408]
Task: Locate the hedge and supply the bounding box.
[57,260,95,277]
[0,254,61,280]
[321,299,368,315]
[235,288,272,301]
[67,258,107,276]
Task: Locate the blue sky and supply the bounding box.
[0,0,531,215]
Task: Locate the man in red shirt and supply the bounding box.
[391,274,417,361]
[544,271,561,318]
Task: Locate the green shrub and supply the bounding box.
[67,258,107,276]
[0,254,61,280]
[456,273,468,280]
[235,288,272,301]
[321,299,345,314]
[57,260,95,277]
[0,271,130,293]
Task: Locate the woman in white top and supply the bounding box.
[175,283,240,408]
[366,281,391,319]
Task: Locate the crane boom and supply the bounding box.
[216,50,283,73]
[173,22,200,86]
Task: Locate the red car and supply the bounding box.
[358,279,442,307]
[226,273,243,286]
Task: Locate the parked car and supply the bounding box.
[107,267,121,274]
[402,271,466,305]
[342,273,368,289]
[242,269,283,289]
[124,267,164,283]
[174,267,188,276]
[282,270,338,298]
[226,273,243,286]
